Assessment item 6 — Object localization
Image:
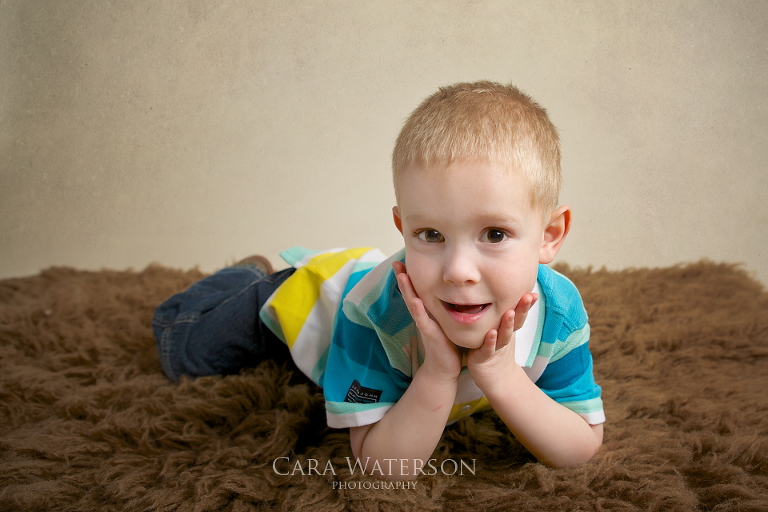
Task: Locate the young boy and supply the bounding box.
[153,81,604,479]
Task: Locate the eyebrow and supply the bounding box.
[404,212,525,227]
[473,213,524,226]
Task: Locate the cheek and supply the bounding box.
[404,255,435,296]
[488,264,534,305]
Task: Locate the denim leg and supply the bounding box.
[152,266,295,382]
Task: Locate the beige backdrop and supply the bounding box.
[2,1,766,285]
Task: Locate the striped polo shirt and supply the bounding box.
[259,247,604,429]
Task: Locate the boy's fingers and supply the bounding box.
[513,293,537,331]
[483,329,498,357]
[394,263,437,331]
[411,298,442,339]
[400,283,418,320]
[395,271,411,298]
[395,268,418,312]
[393,264,442,339]
[393,262,417,298]
[496,310,515,350]
[394,261,453,354]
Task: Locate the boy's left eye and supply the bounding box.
[483,229,508,243]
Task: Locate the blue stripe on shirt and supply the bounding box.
[537,343,601,403]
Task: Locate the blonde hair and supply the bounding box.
[392,81,561,213]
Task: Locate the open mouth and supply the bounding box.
[441,301,490,315]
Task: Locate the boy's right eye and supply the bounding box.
[416,229,444,243]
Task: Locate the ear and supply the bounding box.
[539,205,572,264]
[393,206,403,234]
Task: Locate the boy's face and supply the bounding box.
[394,159,548,349]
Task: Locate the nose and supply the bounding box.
[442,243,481,285]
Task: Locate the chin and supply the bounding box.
[447,334,485,350]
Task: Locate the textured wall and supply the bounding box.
[1,1,766,284]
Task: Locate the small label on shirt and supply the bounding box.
[344,380,382,404]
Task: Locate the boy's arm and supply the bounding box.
[349,263,462,480]
[467,312,603,468]
[349,360,459,480]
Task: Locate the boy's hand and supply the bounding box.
[393,261,462,382]
[467,293,538,394]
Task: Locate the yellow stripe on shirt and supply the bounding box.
[269,248,372,348]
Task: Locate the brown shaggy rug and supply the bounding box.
[1,261,767,511]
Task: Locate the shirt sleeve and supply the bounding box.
[323,272,412,429]
[323,306,411,428]
[536,327,605,425]
[535,283,605,425]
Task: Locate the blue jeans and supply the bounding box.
[152,266,296,382]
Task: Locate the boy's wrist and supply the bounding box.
[476,362,524,402]
[419,359,461,385]
[406,362,459,420]
[414,362,461,386]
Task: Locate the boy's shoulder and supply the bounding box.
[337,248,414,378]
[536,264,587,324]
[341,248,408,332]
